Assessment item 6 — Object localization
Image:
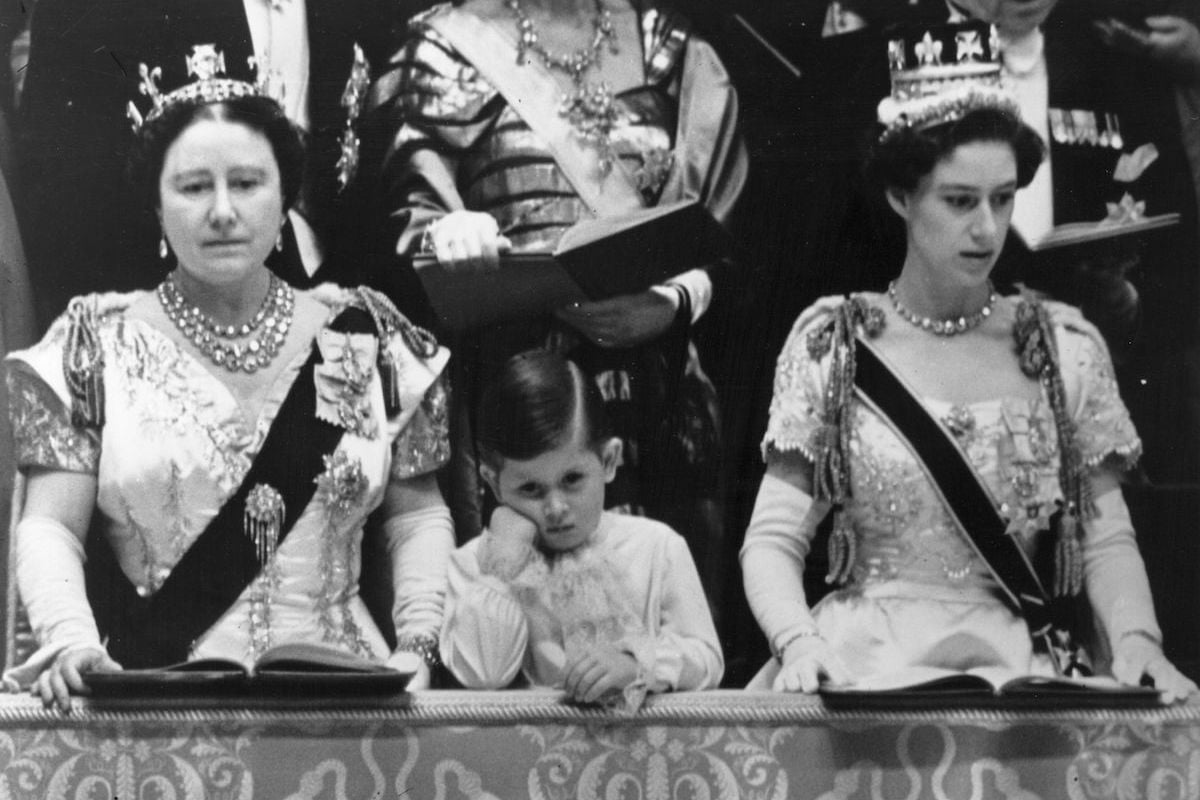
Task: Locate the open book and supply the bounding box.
[413,200,733,331]
[819,666,1162,709]
[83,642,413,696]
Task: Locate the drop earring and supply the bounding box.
[275,229,284,253]
[159,234,169,260]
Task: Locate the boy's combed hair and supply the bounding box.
[477,350,612,466]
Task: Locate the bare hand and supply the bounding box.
[1112,634,1197,704]
[555,289,680,348]
[772,635,851,694]
[35,646,121,713]
[1095,16,1200,82]
[427,211,513,273]
[562,644,641,704]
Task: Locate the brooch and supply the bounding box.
[316,450,368,520]
[244,483,285,563]
[315,329,379,439]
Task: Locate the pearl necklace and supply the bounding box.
[158,273,295,373]
[888,280,998,336]
[507,0,621,171]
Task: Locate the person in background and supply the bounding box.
[4,63,454,711]
[440,350,722,708]
[366,0,747,613]
[741,25,1195,702]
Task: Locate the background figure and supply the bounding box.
[366,0,747,616]
[5,75,455,710]
[14,0,403,330]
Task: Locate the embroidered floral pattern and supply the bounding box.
[391,374,451,480]
[6,369,101,473]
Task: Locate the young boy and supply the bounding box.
[439,350,723,708]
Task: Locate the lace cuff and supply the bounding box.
[6,365,100,473]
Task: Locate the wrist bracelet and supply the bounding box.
[396,632,442,669]
[773,628,820,663]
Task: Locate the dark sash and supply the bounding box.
[852,338,1085,675]
[85,307,377,668]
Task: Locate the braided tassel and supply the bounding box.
[1055,509,1084,597]
[826,508,856,586]
[63,297,105,428]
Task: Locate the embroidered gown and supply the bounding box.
[368,3,747,539]
[4,285,451,681]
[746,296,1159,685]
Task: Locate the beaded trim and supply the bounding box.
[396,632,442,669]
[888,280,997,336]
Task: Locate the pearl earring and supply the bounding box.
[159,235,169,260]
[275,230,284,253]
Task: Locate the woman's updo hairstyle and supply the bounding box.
[865,106,1045,194]
[129,94,306,215]
[477,350,612,467]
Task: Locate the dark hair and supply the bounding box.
[865,107,1045,194]
[476,350,612,467]
[128,94,306,214]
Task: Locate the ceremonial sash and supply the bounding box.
[852,339,1087,676]
[85,307,378,668]
[425,5,646,217]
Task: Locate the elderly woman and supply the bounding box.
[368,0,747,562]
[5,62,455,710]
[740,25,1196,701]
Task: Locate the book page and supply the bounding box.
[833,665,979,692]
[253,642,393,674]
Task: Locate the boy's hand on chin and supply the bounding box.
[562,645,640,704]
[481,506,540,578]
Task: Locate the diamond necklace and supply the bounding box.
[507,0,621,172]
[888,280,998,336]
[158,272,295,373]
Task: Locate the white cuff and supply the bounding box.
[656,268,713,324]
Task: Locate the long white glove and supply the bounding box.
[381,504,454,672]
[4,515,104,691]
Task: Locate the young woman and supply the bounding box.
[741,88,1196,701]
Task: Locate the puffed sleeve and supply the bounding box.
[761,296,845,461]
[439,535,531,689]
[5,309,102,474]
[1050,302,1142,470]
[368,20,503,256]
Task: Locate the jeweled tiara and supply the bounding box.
[877,23,1019,141]
[126,45,280,132]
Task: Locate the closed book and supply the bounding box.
[83,642,413,696]
[819,666,1162,710]
[414,200,732,331]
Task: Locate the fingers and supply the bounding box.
[1143,658,1197,704]
[430,212,504,272]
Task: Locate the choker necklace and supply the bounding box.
[507,0,620,172]
[158,273,295,373]
[888,280,997,336]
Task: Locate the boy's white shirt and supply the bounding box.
[439,511,724,694]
